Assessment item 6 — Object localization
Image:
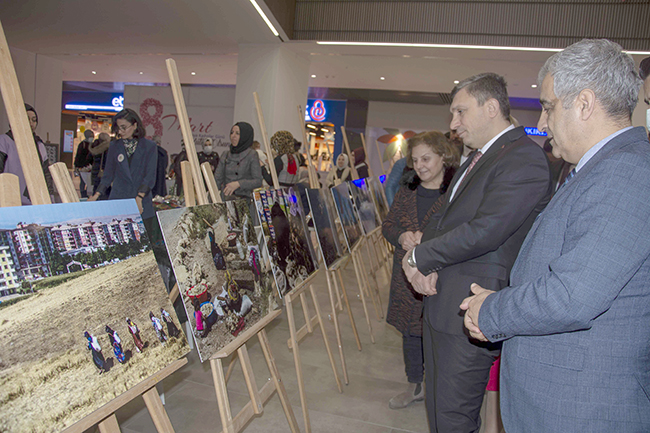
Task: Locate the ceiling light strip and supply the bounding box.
[317,41,650,56]
[250,0,279,37]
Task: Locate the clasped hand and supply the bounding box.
[401,246,438,296]
[459,283,494,341]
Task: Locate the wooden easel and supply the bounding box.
[254,94,346,433]
[166,59,298,433]
[297,105,319,189]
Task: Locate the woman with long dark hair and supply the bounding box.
[382,131,458,409]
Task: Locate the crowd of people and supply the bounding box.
[6,37,650,432]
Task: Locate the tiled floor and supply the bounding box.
[100,252,493,433]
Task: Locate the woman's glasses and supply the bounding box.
[117,123,134,132]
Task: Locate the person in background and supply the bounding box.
[640,56,650,139]
[170,140,187,196]
[152,135,168,197]
[262,130,301,187]
[294,138,306,166]
[74,129,95,198]
[214,122,262,201]
[90,132,110,196]
[352,147,369,178]
[0,103,56,204]
[198,138,220,174]
[325,153,351,187]
[160,307,180,338]
[89,108,158,238]
[382,131,458,410]
[384,157,408,206]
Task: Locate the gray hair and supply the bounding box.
[451,73,510,120]
[537,39,642,119]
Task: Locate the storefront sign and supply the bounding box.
[525,127,547,136]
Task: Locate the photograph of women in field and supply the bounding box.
[306,188,343,269]
[157,201,277,362]
[348,178,379,235]
[253,187,317,297]
[0,199,188,433]
[331,182,363,251]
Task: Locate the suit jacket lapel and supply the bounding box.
[115,140,134,183]
[449,127,525,204]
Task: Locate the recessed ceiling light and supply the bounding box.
[139,71,143,75]
[380,77,385,80]
[531,84,538,88]
[402,55,411,58]
[91,71,96,75]
[454,80,460,84]
[311,74,316,78]
[191,72,196,75]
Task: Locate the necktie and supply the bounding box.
[458,150,483,187]
[557,168,576,191]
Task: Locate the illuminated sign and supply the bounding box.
[63,92,124,112]
[309,100,326,122]
[525,127,547,136]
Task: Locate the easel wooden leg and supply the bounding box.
[257,329,300,433]
[224,354,238,382]
[351,252,375,344]
[237,345,263,415]
[97,414,121,433]
[285,296,311,433]
[335,268,362,351]
[332,271,343,311]
[142,387,175,433]
[309,283,343,392]
[325,270,349,384]
[210,358,235,433]
[356,249,383,321]
[299,292,313,333]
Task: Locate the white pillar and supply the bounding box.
[233,44,310,143]
[0,47,62,145]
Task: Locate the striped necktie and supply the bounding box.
[558,168,576,190]
[458,150,483,186]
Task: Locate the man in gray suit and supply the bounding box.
[462,39,650,432]
[402,73,552,432]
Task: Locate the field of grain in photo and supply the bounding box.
[0,252,189,433]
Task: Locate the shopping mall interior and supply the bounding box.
[0,1,649,432]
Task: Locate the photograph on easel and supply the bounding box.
[306,188,343,269]
[0,200,189,433]
[253,187,318,298]
[157,200,278,362]
[368,176,389,222]
[348,178,380,235]
[331,182,363,251]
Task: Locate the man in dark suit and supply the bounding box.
[462,39,650,433]
[402,73,552,432]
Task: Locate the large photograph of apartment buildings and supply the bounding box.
[0,214,146,296]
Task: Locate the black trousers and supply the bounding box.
[423,318,499,433]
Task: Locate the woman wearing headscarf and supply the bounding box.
[126,317,144,353]
[214,122,262,201]
[325,153,351,188]
[84,331,106,374]
[352,147,369,179]
[262,130,300,187]
[0,104,56,204]
[89,108,158,228]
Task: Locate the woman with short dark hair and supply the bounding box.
[89,108,157,223]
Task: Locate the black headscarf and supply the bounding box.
[6,104,43,144]
[230,122,254,154]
